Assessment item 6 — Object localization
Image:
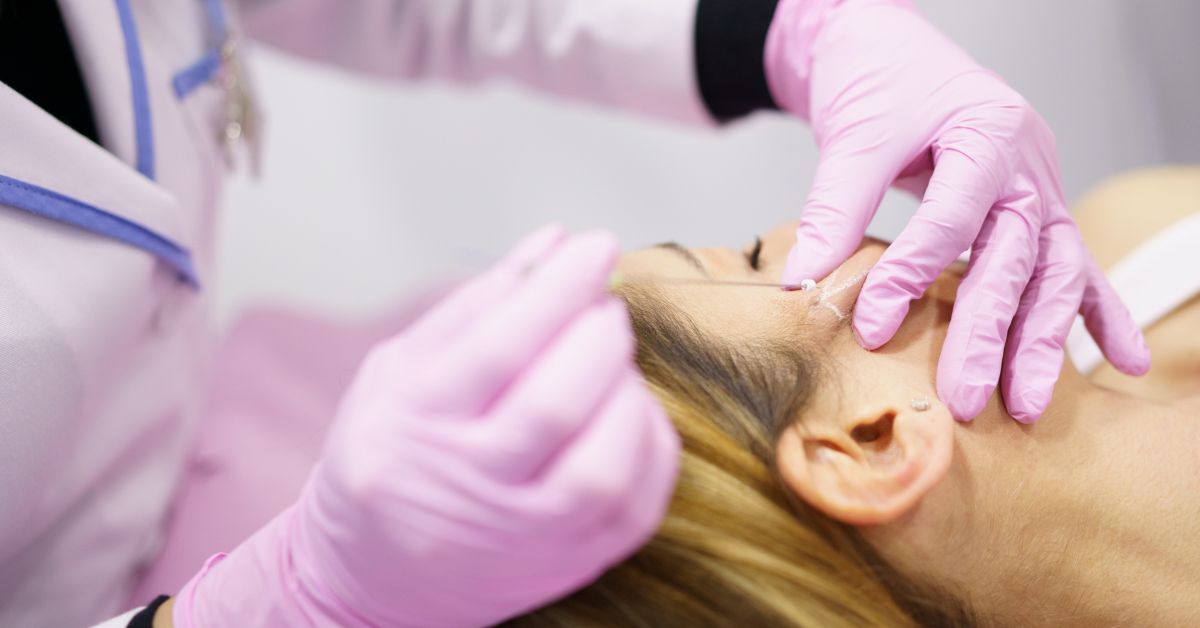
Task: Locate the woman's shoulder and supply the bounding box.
[1072,165,1200,401]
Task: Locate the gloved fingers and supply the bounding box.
[512,372,678,546]
[438,378,674,600]
[500,222,573,273]
[853,149,998,350]
[409,230,619,416]
[1079,252,1151,376]
[396,223,568,357]
[475,298,634,483]
[570,388,679,562]
[936,205,1037,421]
[527,392,677,588]
[998,220,1087,423]
[781,151,894,286]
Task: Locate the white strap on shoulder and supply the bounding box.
[1068,211,1200,374]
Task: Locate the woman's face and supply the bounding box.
[618,221,891,351]
[620,221,980,593]
[619,218,971,423]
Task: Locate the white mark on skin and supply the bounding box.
[814,268,870,321]
[823,268,868,299]
[815,268,845,318]
[818,268,841,300]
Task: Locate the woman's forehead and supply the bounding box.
[619,251,834,342]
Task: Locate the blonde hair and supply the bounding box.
[500,288,981,628]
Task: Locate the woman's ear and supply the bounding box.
[776,397,953,525]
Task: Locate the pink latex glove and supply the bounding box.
[172,225,680,627]
[766,0,1150,422]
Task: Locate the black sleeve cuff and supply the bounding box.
[127,595,171,628]
[694,0,782,123]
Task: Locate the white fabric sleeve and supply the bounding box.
[236,0,713,125]
[88,606,142,628]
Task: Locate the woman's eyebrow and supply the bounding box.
[654,242,710,277]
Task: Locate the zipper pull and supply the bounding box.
[217,33,262,176]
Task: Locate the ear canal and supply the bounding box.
[850,411,894,444]
[849,410,902,468]
[850,411,901,467]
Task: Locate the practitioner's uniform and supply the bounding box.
[0,1,730,625]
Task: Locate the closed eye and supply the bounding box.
[747,237,763,271]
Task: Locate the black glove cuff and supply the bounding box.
[127,595,171,628]
[694,0,783,122]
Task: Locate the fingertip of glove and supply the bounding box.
[781,237,835,286]
[529,230,621,290]
[780,243,808,286]
[851,320,883,351]
[1005,387,1051,424]
[1113,334,1152,377]
[1125,358,1152,378]
[939,378,992,423]
[949,405,982,423]
[503,223,568,269]
[564,230,621,265]
[850,292,910,350]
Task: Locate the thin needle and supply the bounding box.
[611,272,807,291]
[465,252,815,292]
[633,278,802,289]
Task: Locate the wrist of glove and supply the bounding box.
[173,504,353,628]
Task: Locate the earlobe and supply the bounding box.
[776,399,953,526]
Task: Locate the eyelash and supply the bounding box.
[748,237,763,271]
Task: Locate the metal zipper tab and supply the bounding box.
[217,32,261,175]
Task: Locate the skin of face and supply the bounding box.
[619,221,1200,627]
[619,221,894,347]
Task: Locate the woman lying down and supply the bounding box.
[501,166,1200,628]
[143,168,1198,627]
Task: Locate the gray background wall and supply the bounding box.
[214,0,1199,327]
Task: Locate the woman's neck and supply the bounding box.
[881,366,1200,626]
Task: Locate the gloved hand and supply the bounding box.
[766,0,1150,422]
[172,225,680,627]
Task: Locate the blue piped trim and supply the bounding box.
[0,175,199,288]
[203,0,228,39]
[173,0,229,99]
[173,49,221,98]
[114,0,155,180]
